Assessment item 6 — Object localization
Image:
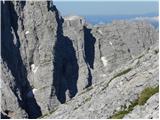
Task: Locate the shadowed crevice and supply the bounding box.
[85,66,92,88]
[1,112,10,119]
[84,26,96,69]
[49,7,79,104]
[53,36,79,104]
[83,26,96,88]
[1,1,42,118]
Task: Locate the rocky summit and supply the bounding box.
[1,1,159,119]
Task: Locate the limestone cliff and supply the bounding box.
[1,1,159,119]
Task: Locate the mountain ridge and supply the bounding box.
[1,1,159,119]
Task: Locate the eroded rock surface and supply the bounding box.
[1,0,159,119]
[45,44,159,119]
[1,0,62,118]
[124,93,159,119]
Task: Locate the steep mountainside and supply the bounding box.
[45,44,159,119]
[1,1,63,118]
[1,1,159,119]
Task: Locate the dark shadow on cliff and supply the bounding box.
[1,2,42,118]
[85,66,92,88]
[83,26,96,88]
[49,3,79,104]
[53,36,79,103]
[1,113,10,119]
[84,26,96,69]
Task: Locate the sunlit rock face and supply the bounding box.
[45,44,159,119]
[1,0,159,119]
[1,1,61,118]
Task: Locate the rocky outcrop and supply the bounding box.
[124,93,159,119]
[63,17,158,88]
[1,0,62,118]
[45,44,159,119]
[1,1,159,119]
[63,16,95,91]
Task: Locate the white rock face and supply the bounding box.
[101,56,108,67]
[31,64,38,73]
[98,29,103,35]
[100,74,106,77]
[32,88,38,94]
[25,31,29,35]
[109,41,113,46]
[27,89,38,98]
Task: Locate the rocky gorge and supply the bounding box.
[1,0,159,119]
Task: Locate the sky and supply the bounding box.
[53,0,159,16]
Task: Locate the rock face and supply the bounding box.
[124,93,159,119]
[63,16,95,91]
[45,44,159,119]
[63,17,158,87]
[1,0,62,118]
[1,0,159,119]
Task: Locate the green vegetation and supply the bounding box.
[111,99,138,119]
[101,68,132,91]
[111,86,159,119]
[84,96,92,102]
[78,86,93,96]
[111,68,132,80]
[138,86,159,105]
[101,68,132,92]
[137,54,144,59]
[73,96,92,111]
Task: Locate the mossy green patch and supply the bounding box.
[111,68,132,80]
[78,86,93,96]
[73,96,92,111]
[111,99,138,119]
[137,54,144,59]
[111,86,159,119]
[138,86,159,105]
[101,68,132,91]
[84,96,92,102]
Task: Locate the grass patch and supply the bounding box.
[111,110,129,119]
[84,96,92,102]
[101,68,132,92]
[86,86,93,91]
[137,54,144,59]
[138,86,159,105]
[111,99,138,119]
[111,68,132,80]
[111,86,159,119]
[78,86,93,96]
[73,96,92,111]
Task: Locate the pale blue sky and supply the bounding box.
[53,0,159,16]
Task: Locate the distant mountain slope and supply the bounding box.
[84,14,159,28]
